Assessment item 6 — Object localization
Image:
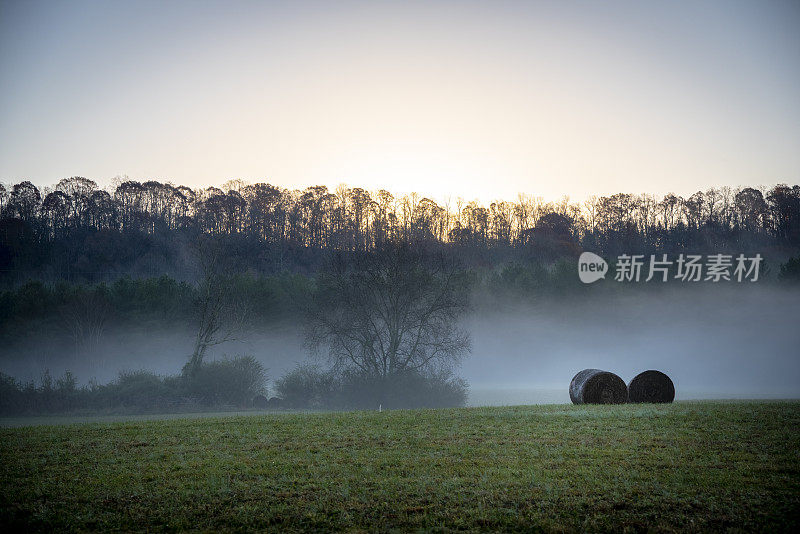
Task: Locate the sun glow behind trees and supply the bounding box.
[0,1,798,202]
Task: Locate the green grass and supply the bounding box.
[1,402,799,532]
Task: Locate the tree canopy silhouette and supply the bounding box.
[1,178,799,284]
[304,243,471,379]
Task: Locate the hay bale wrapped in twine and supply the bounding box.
[569,369,628,404]
[627,370,675,403]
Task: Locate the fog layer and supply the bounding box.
[464,286,800,402]
[2,286,798,404]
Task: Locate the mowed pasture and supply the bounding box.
[1,402,799,532]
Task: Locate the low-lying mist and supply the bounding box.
[0,323,304,388]
[464,285,800,403]
[2,285,798,406]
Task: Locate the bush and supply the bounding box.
[274,365,468,410]
[104,370,178,410]
[274,364,337,409]
[0,370,86,414]
[0,372,25,415]
[183,356,267,407]
[0,356,269,415]
[338,369,468,410]
[0,358,467,414]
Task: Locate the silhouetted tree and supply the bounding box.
[60,287,111,362]
[2,178,800,285]
[183,237,252,376]
[305,243,471,381]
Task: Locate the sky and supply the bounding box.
[1,0,798,203]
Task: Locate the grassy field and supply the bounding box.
[1,402,799,532]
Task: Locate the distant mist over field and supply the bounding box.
[464,286,800,401]
[2,285,798,404]
[0,322,302,388]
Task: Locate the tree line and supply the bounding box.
[1,177,799,283]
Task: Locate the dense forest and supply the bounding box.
[2,177,800,413]
[1,178,799,284]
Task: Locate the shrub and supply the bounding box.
[0,370,87,414]
[184,356,267,407]
[0,372,25,415]
[338,369,468,410]
[274,365,468,410]
[274,364,337,408]
[54,370,81,411]
[105,370,177,410]
[0,357,270,415]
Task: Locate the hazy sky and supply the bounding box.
[1,0,798,202]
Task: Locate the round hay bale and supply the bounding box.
[569,369,627,404]
[628,370,675,403]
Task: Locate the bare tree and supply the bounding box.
[60,290,110,364]
[305,243,471,380]
[183,238,252,376]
